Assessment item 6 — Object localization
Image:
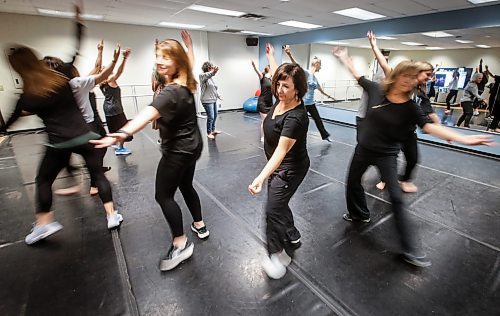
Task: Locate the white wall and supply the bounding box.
[0,12,258,131]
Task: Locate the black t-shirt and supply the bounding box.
[263,102,309,167]
[14,83,90,144]
[358,76,432,155]
[151,84,203,157]
[258,76,273,108]
[414,87,434,115]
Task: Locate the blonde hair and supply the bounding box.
[8,45,67,97]
[310,56,321,67]
[415,61,434,73]
[157,39,197,92]
[382,60,419,94]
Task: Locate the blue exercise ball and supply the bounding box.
[243,96,258,113]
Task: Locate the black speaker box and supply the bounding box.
[246,37,258,46]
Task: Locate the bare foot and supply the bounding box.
[207,133,215,140]
[212,130,221,134]
[376,181,386,190]
[89,187,99,196]
[399,181,418,193]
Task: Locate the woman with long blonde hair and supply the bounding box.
[4,45,123,244]
[91,31,208,272]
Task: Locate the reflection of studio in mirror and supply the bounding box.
[287,26,500,133]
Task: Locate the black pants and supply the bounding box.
[399,134,419,182]
[346,145,416,253]
[36,144,113,213]
[456,101,473,127]
[266,164,309,254]
[306,104,330,140]
[355,116,364,144]
[489,116,500,130]
[445,90,458,109]
[155,152,202,238]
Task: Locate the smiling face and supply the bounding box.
[417,69,433,85]
[155,50,177,78]
[276,76,297,103]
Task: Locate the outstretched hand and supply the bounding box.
[367,30,376,46]
[89,135,118,148]
[181,30,193,48]
[97,40,104,51]
[283,44,291,54]
[266,43,275,56]
[122,48,132,58]
[459,135,494,147]
[332,46,348,60]
[112,44,121,62]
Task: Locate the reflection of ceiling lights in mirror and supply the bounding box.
[322,41,349,45]
[158,22,205,29]
[37,8,103,20]
[279,21,322,29]
[467,0,498,4]
[188,5,245,17]
[401,42,425,46]
[377,36,396,40]
[240,31,272,36]
[421,31,454,37]
[455,39,474,43]
[332,8,385,20]
[475,44,491,48]
[426,47,445,50]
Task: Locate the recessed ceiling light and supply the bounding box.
[37,8,103,20]
[377,36,396,40]
[158,22,205,29]
[401,42,425,46]
[455,39,474,44]
[240,31,272,36]
[475,44,491,48]
[279,20,322,29]
[332,8,385,20]
[467,0,498,4]
[426,47,445,50]
[421,31,454,38]
[188,4,245,17]
[322,41,349,46]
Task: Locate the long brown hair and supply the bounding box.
[382,60,418,95]
[157,39,197,92]
[8,45,67,97]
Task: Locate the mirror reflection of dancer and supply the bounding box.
[484,66,500,133]
[199,62,222,140]
[251,60,273,143]
[91,31,209,272]
[4,46,124,244]
[100,48,133,155]
[456,73,484,128]
[284,45,335,142]
[444,70,459,114]
[249,43,309,279]
[333,46,492,267]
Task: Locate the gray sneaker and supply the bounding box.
[402,253,432,267]
[159,241,194,271]
[25,221,63,245]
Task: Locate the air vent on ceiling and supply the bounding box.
[240,13,266,21]
[221,29,242,33]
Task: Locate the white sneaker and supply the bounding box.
[262,253,287,279]
[25,221,63,245]
[276,250,292,267]
[160,241,194,271]
[473,110,480,116]
[107,211,123,229]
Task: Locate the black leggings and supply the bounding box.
[305,104,330,140]
[266,164,309,254]
[445,90,458,109]
[456,101,474,127]
[346,145,416,253]
[36,144,113,213]
[154,152,202,238]
[399,134,419,182]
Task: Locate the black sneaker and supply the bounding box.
[402,253,432,267]
[286,227,301,244]
[159,241,194,271]
[343,213,371,223]
[191,222,210,239]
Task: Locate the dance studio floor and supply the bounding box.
[1,111,499,315]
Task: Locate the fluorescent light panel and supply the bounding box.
[467,0,498,4]
[322,41,349,45]
[455,39,474,43]
[240,31,272,36]
[279,20,322,29]
[158,22,205,29]
[475,44,491,48]
[426,47,445,50]
[377,36,396,40]
[421,31,454,37]
[332,7,385,20]
[188,4,245,17]
[401,41,425,46]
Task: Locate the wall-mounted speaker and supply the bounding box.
[246,37,258,46]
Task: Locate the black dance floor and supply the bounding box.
[1,112,499,315]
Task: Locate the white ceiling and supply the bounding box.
[0,0,499,49]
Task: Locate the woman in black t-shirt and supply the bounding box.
[5,45,122,244]
[248,43,309,279]
[333,47,492,267]
[251,60,273,142]
[91,32,207,272]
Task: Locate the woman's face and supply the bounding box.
[475,74,484,83]
[276,76,297,103]
[156,51,177,77]
[395,71,418,93]
[417,70,433,85]
[314,61,322,72]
